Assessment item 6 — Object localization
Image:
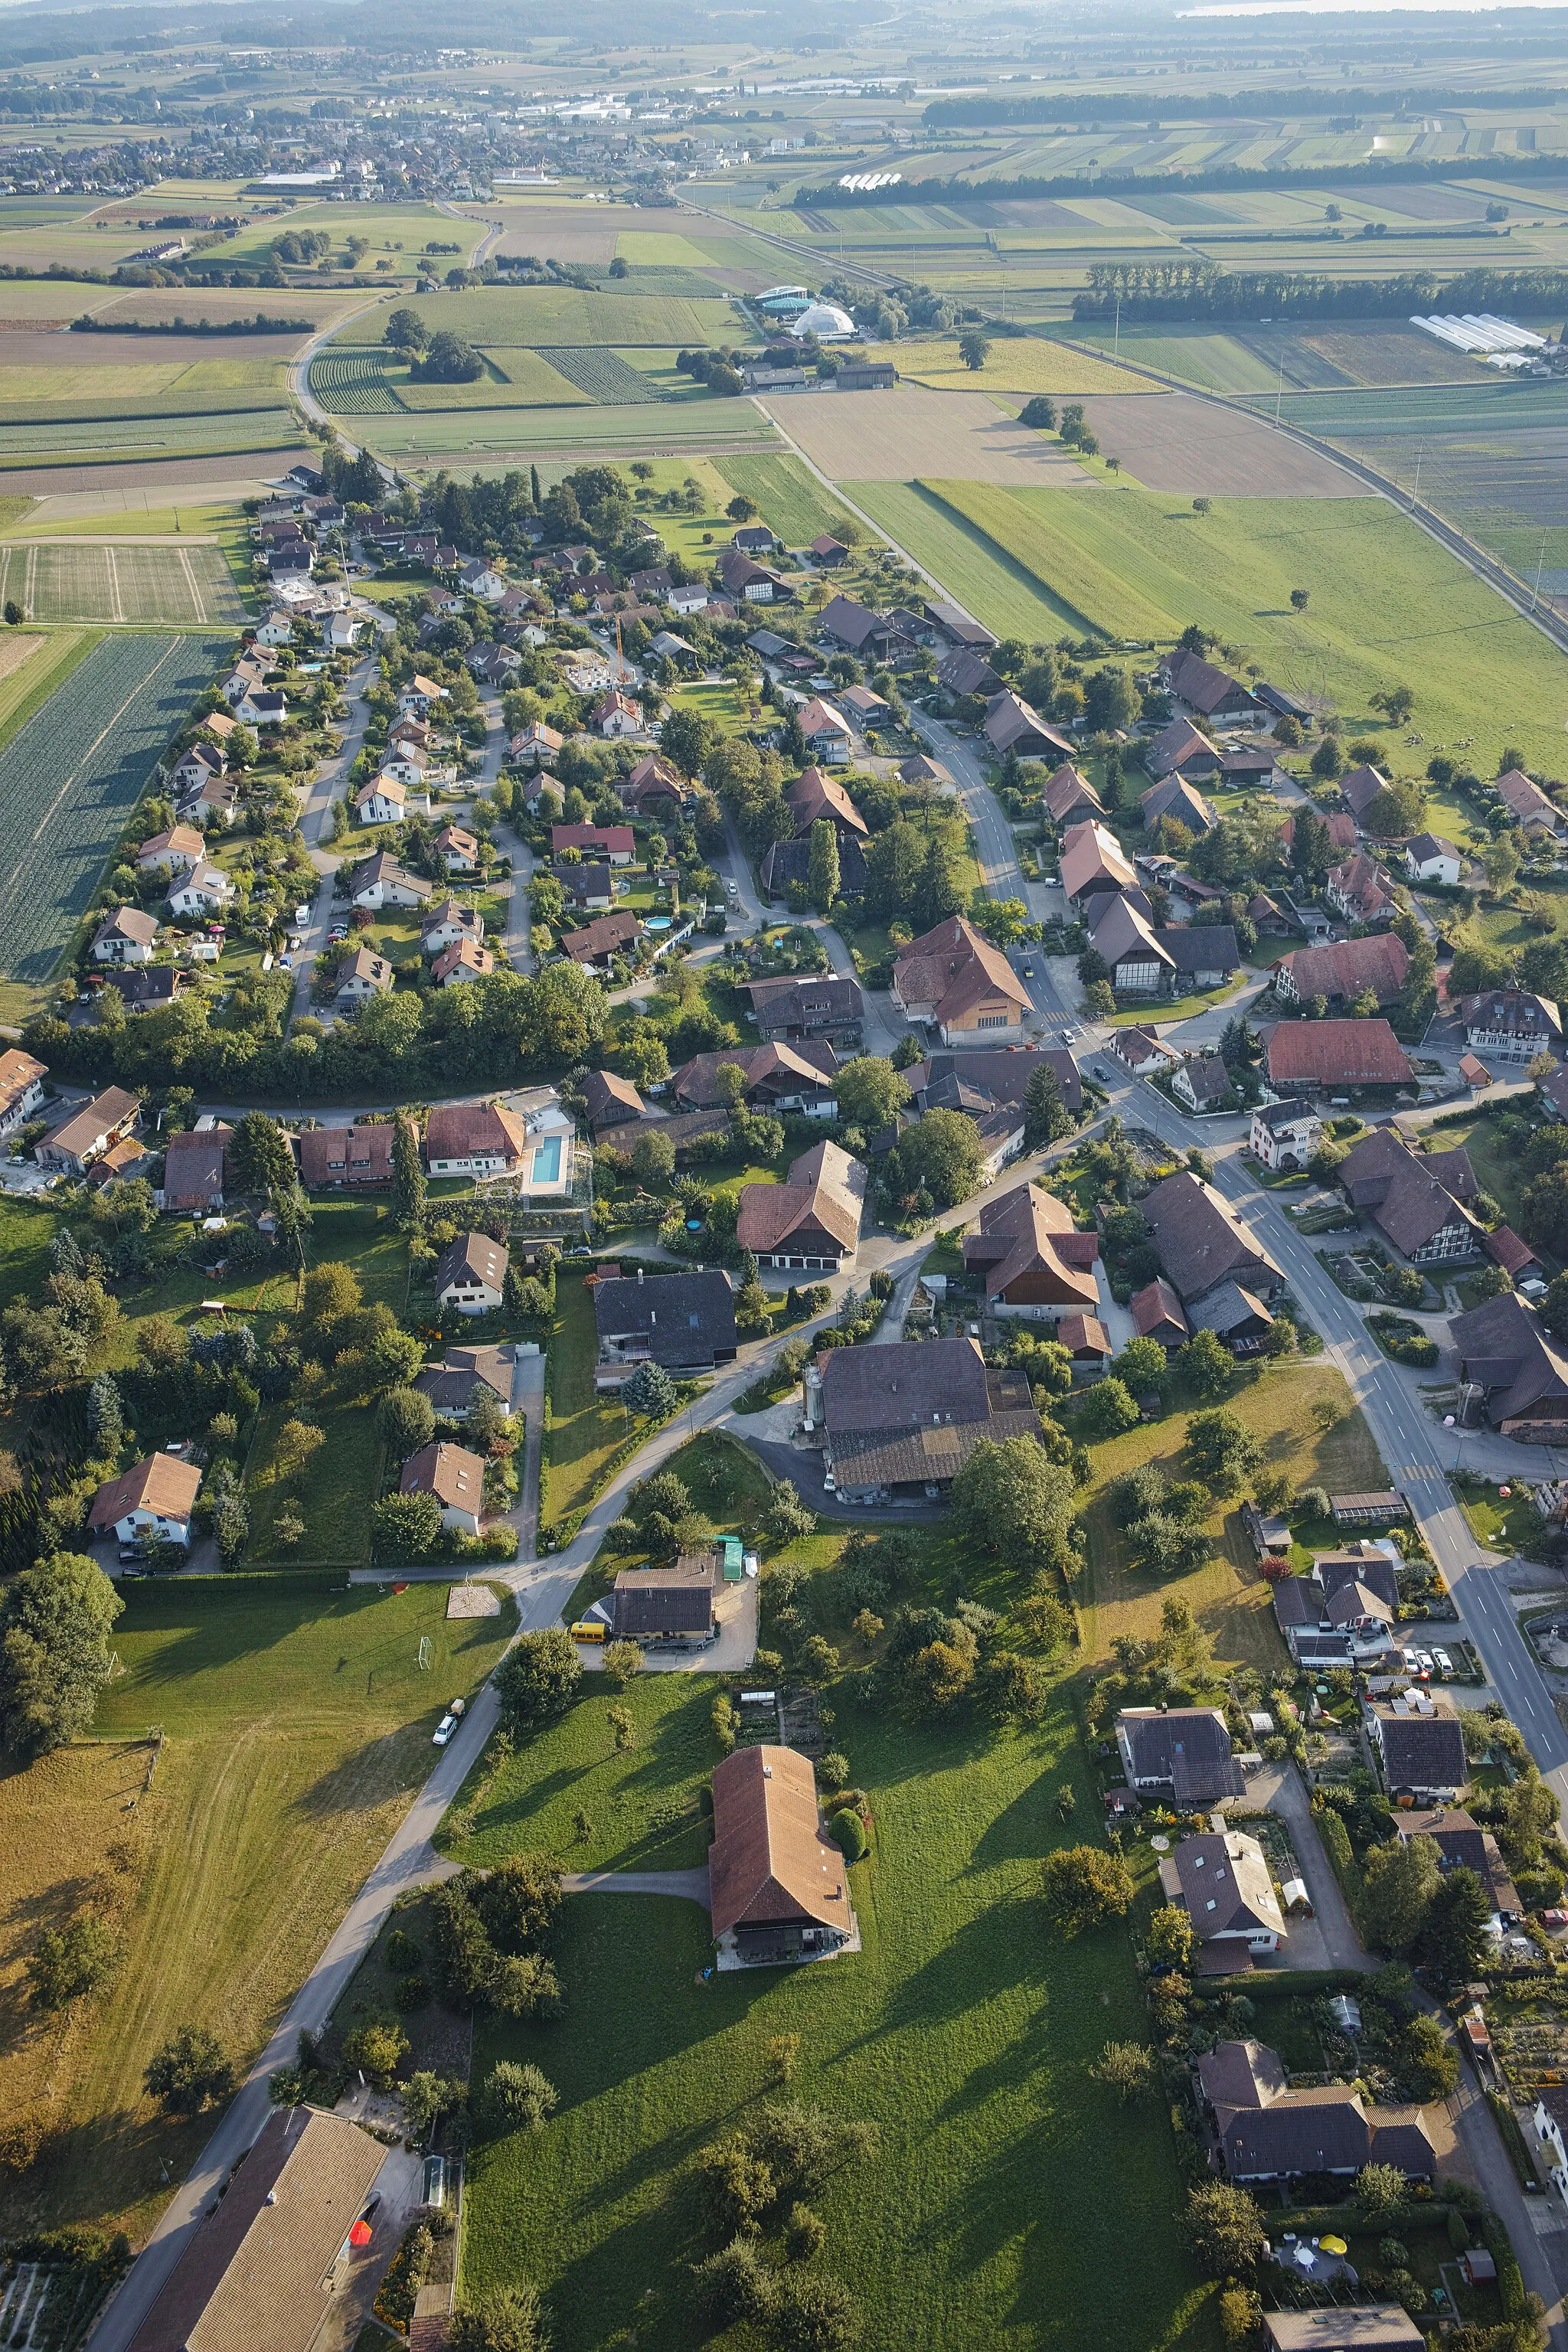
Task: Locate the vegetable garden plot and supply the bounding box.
[0,630,231,983]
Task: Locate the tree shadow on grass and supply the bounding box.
[291,1730,410,1818]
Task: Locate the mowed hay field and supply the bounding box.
[898,482,1568,773]
[0,1577,514,2242]
[0,541,247,624]
[712,451,863,546]
[760,384,1092,485]
[848,479,1089,639]
[0,629,232,996]
[345,283,740,348]
[1076,1364,1388,1668]
[1076,392,1361,497]
[864,332,1157,397]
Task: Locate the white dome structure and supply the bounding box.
[789,302,855,341]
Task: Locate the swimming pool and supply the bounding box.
[531,1135,563,1184]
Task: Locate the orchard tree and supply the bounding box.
[144,2024,234,2115]
[1088,2041,1156,2103]
[1185,1407,1263,1497]
[950,1435,1075,1575]
[1040,1844,1135,1935]
[1184,2182,1268,2277]
[496,1628,583,1733]
[0,1552,122,1757]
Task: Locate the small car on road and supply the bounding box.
[432,1713,458,1746]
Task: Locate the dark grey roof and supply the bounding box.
[1161,924,1239,975]
[906,1046,1082,1116]
[1116,1707,1245,1802]
[1374,1708,1467,1791]
[1197,2038,1287,2118]
[1224,2087,1370,2177]
[1191,1282,1274,1338]
[820,1334,991,1435]
[612,1569,714,1638]
[1140,1171,1281,1305]
[593,1269,737,1367]
[1318,1550,1399,1613]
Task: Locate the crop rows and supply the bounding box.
[536,346,666,405]
[0,631,231,983]
[309,348,403,415]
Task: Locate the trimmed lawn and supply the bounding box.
[1455,1478,1549,1559]
[710,452,862,548]
[245,1395,382,1566]
[459,1677,1216,2352]
[544,1272,632,1527]
[0,1191,57,1307]
[308,1195,410,1308]
[1077,1364,1390,1668]
[443,1671,714,1874]
[1,1576,514,2244]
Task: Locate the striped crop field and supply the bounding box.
[0,541,247,626]
[0,631,233,985]
[309,347,402,415]
[536,346,665,405]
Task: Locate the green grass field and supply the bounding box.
[459,1672,1214,2352]
[711,451,862,547]
[200,200,485,275]
[0,541,246,625]
[847,479,1087,639]
[544,1274,632,1527]
[361,397,776,461]
[882,478,1568,772]
[339,285,740,350]
[0,411,301,468]
[0,1576,514,2243]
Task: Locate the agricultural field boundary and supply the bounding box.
[1046,325,1568,663]
[0,629,232,989]
[0,540,246,626]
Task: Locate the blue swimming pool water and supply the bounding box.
[532,1135,563,1182]
[645,916,671,932]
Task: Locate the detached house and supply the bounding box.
[788,766,867,840]
[1160,1831,1285,1969]
[593,1266,738,1386]
[1140,773,1217,836]
[434,1231,509,1315]
[400,1441,485,1535]
[735,1140,865,1273]
[1326,853,1396,926]
[1368,1702,1468,1804]
[168,863,235,919]
[348,851,432,911]
[421,899,484,956]
[137,823,205,876]
[1495,767,1565,836]
[1250,1099,1323,1172]
[1266,1018,1413,1097]
[1143,716,1220,783]
[552,823,635,867]
[38,1086,139,1176]
[436,825,479,874]
[1462,988,1562,1067]
[672,1042,838,1117]
[0,1049,46,1139]
[708,1745,854,1968]
[1139,1170,1282,1319]
[1115,1707,1246,1805]
[890,916,1031,1045]
[353,776,409,826]
[432,939,495,986]
[795,700,853,766]
[424,1102,530,1178]
[962,1183,1100,1318]
[1200,2040,1436,2189]
[333,946,393,1008]
[91,908,159,965]
[983,690,1074,763]
[1041,763,1104,829]
[297,1122,395,1190]
[590,688,642,738]
[1404,832,1462,887]
[89,1452,201,1549]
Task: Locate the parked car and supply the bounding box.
[1543,1909,1568,1929]
[432,1713,458,1746]
[1432,1648,1453,1675]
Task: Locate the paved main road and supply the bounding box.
[1109,1067,1568,1798]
